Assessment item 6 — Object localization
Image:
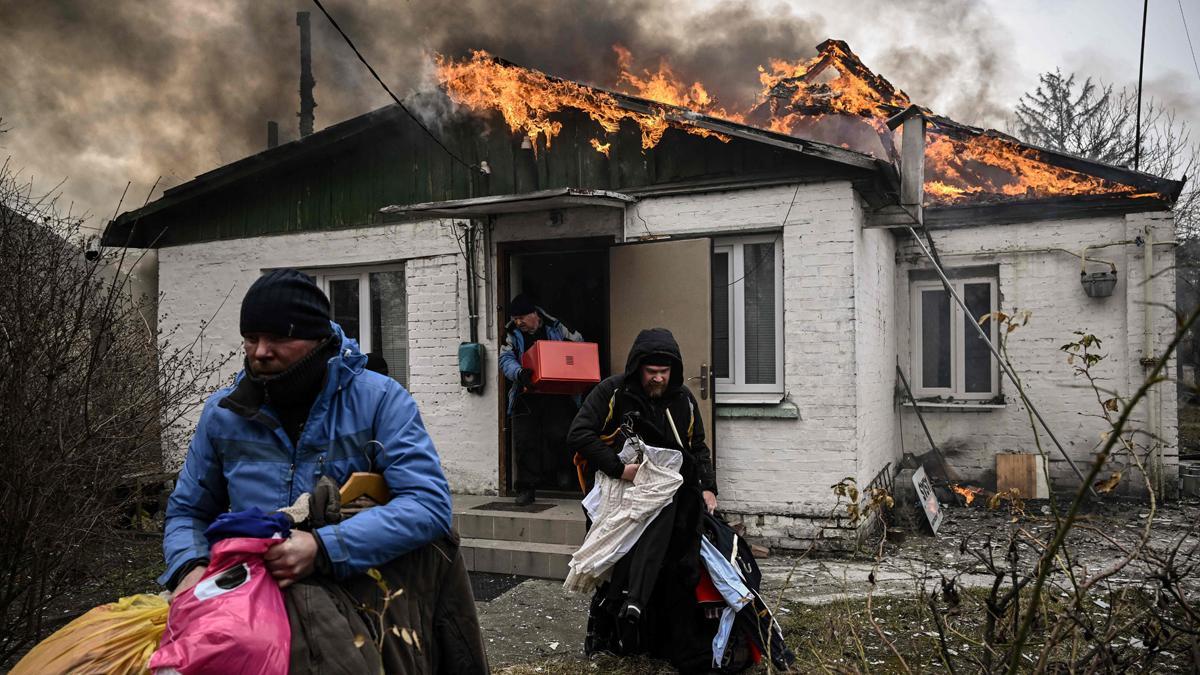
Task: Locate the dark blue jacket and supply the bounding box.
[498,307,582,414]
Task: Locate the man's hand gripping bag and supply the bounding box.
[150,537,290,674]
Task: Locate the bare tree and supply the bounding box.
[1009,69,1198,237]
[0,157,231,661]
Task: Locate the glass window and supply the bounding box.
[300,265,407,388]
[712,236,784,402]
[911,276,998,399]
[963,282,993,394]
[921,289,951,389]
[370,270,408,387]
[743,242,777,385]
[328,278,361,343]
[711,252,731,380]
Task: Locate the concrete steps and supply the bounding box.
[452,494,585,580]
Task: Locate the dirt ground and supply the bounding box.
[11,497,1200,672]
[477,497,1200,672]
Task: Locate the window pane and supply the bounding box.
[711,252,730,379]
[329,279,361,343]
[743,242,776,385]
[963,282,993,393]
[921,289,951,389]
[369,270,407,387]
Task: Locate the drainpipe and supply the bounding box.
[1142,224,1164,494]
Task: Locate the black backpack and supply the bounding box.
[699,513,796,672]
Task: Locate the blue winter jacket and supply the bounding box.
[498,308,583,414]
[160,322,452,586]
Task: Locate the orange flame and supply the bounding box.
[922,133,1139,204]
[434,42,1149,205]
[755,41,910,121]
[952,484,984,505]
[436,50,729,155]
[613,45,745,124]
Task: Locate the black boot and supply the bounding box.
[515,488,536,506]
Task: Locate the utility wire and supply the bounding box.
[1180,0,1200,86]
[1137,0,1147,170]
[724,182,801,288]
[309,0,483,175]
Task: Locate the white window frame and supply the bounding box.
[910,276,999,400]
[713,234,785,404]
[304,263,405,361]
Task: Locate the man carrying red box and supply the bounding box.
[500,294,585,505]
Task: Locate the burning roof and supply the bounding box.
[435,39,1181,208]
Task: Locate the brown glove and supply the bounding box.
[310,475,342,529]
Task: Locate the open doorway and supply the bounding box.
[497,237,611,497]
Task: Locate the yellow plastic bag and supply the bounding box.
[11,593,168,675]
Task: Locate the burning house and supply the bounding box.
[105,40,1184,560]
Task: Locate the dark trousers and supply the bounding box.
[511,393,576,490]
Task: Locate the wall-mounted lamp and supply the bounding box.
[1080,246,1118,298]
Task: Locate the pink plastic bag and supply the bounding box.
[150,537,290,675]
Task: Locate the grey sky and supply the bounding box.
[1,0,1196,232]
[791,0,1200,126]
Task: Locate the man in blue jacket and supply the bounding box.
[499,294,583,506]
[161,269,486,673]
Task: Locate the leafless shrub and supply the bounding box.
[780,305,1200,673]
[1008,70,1198,238]
[0,159,231,661]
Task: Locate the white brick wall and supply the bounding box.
[157,219,500,494]
[629,183,862,523]
[894,212,1179,496]
[156,183,1178,550]
[855,210,900,491]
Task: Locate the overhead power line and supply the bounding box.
[1135,0,1149,171]
[309,0,483,175]
[1180,0,1200,86]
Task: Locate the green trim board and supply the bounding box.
[104,93,883,249]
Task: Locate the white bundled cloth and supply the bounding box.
[563,434,683,594]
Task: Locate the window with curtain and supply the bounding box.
[712,235,784,402]
[910,276,998,399]
[304,265,408,388]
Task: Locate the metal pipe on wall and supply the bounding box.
[1142,225,1164,494]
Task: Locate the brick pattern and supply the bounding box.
[156,185,1180,553]
[628,183,862,533]
[894,213,1179,496]
[855,211,900,489]
[156,221,499,494]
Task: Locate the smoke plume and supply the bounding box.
[0,0,1018,230]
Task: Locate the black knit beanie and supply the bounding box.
[641,353,674,367]
[508,294,537,317]
[240,269,332,339]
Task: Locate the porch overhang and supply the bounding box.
[379,188,636,219]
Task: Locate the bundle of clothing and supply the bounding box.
[565,435,795,673]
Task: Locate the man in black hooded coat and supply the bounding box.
[569,326,717,497]
[567,328,721,669]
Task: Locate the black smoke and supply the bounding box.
[0,0,1015,227]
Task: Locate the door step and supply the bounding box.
[460,537,578,579]
[452,494,585,580]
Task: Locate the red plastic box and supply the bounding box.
[520,341,601,394]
